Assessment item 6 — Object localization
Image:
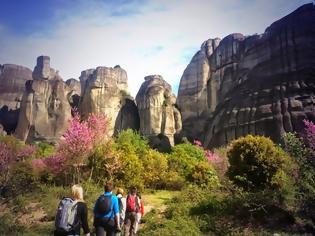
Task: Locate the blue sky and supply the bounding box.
[0,0,313,96]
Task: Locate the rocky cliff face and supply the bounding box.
[66,78,81,111]
[15,56,72,143]
[177,3,315,147]
[136,75,182,147]
[0,64,32,134]
[80,65,138,135]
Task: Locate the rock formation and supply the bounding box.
[66,78,81,110]
[136,75,182,147]
[177,3,315,148]
[15,56,72,143]
[80,65,139,135]
[0,64,32,134]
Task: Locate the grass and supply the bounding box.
[0,183,180,236]
[142,190,179,212]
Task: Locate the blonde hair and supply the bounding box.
[117,188,124,195]
[71,184,84,201]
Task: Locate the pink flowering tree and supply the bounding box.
[60,113,93,165]
[30,112,110,183]
[194,139,219,164]
[0,143,15,184]
[17,144,37,161]
[194,139,229,178]
[59,112,110,183]
[303,119,315,151]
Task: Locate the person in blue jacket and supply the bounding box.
[93,182,121,236]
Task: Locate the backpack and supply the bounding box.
[118,197,123,213]
[126,194,139,213]
[95,194,112,216]
[55,197,78,233]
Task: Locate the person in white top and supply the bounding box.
[116,188,126,236]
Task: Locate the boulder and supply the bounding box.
[136,75,182,146]
[80,65,138,135]
[15,56,72,143]
[177,3,315,147]
[0,64,32,134]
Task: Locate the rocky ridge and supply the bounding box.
[177,3,315,147]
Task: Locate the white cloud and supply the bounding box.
[0,0,311,96]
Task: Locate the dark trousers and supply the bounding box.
[94,217,116,236]
[124,212,137,236]
[95,225,116,236]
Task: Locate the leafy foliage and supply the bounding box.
[227,135,294,192]
[141,149,168,189]
[168,143,206,179]
[88,141,121,183]
[188,161,219,187]
[282,131,315,222]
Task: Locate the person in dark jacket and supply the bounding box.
[54,185,90,236]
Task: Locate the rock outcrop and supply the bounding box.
[80,65,138,135]
[0,64,32,134]
[15,56,72,143]
[177,3,315,148]
[66,78,81,110]
[136,75,182,147]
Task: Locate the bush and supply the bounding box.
[282,132,315,220]
[35,142,55,158]
[141,149,168,189]
[227,135,294,192]
[161,171,185,190]
[114,141,144,190]
[8,161,39,196]
[114,129,148,156]
[88,142,121,183]
[188,162,219,188]
[168,143,206,179]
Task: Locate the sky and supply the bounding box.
[0,0,313,96]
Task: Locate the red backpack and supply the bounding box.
[126,194,139,212]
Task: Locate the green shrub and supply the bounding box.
[8,161,39,196]
[161,171,185,190]
[168,143,206,179]
[35,142,55,158]
[114,142,144,190]
[88,142,121,183]
[141,149,168,189]
[0,135,23,151]
[114,129,148,156]
[227,135,294,192]
[188,161,219,188]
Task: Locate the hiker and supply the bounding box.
[124,186,140,236]
[94,182,121,236]
[116,188,126,236]
[54,184,90,236]
[134,192,144,233]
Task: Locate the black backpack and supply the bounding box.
[95,194,112,216]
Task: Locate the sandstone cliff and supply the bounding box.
[79,65,139,135]
[66,78,81,111]
[136,75,182,148]
[0,64,32,134]
[177,3,315,147]
[15,56,72,143]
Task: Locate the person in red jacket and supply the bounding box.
[134,192,144,234]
